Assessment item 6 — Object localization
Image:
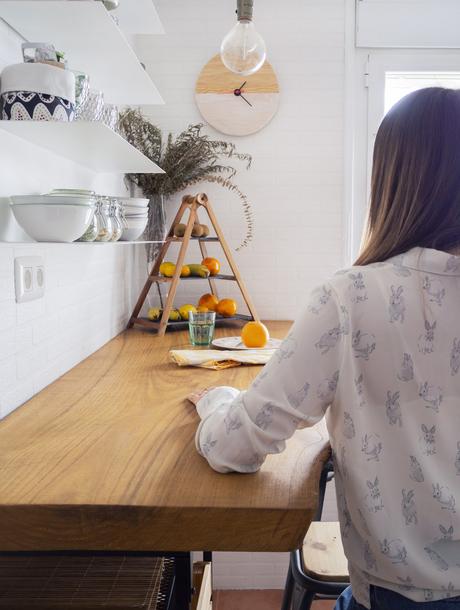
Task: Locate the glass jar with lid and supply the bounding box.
[108,198,124,242]
[95,197,113,242]
[77,199,99,242]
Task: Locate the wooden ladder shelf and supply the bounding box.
[128,192,259,336]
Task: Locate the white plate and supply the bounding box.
[212,336,282,351]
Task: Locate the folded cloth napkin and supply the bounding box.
[169,349,276,370]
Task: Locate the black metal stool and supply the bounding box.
[281,460,350,610]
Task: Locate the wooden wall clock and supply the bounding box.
[195,54,279,136]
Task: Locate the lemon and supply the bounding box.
[178,304,197,321]
[147,307,162,321]
[169,309,182,321]
[181,265,191,277]
[159,262,176,277]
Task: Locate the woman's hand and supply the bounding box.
[187,387,216,406]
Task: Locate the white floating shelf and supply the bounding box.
[0,121,164,174]
[0,1,164,105]
[113,0,165,36]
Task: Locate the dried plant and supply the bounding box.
[118,108,254,249]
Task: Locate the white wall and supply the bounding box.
[0,19,143,418]
[135,0,346,321]
[137,0,345,588]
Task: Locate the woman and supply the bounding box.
[189,88,460,609]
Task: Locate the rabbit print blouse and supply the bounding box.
[195,247,460,608]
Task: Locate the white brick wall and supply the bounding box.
[0,19,139,418]
[138,0,344,588]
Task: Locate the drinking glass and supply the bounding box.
[188,311,216,347]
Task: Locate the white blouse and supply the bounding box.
[195,247,460,608]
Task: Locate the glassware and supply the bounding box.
[188,311,216,347]
[95,197,113,241]
[76,89,104,121]
[73,72,90,117]
[108,199,123,242]
[77,205,98,242]
[101,103,119,131]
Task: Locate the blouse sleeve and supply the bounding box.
[195,283,346,473]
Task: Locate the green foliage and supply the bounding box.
[118,108,254,248]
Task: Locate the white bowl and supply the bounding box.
[11,203,95,242]
[119,197,149,208]
[11,194,95,206]
[120,215,148,241]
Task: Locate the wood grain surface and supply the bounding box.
[0,323,330,553]
[195,55,279,94]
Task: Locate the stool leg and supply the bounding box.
[280,564,295,610]
[296,590,315,610]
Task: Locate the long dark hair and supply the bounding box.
[356,87,460,265]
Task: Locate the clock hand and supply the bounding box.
[239,81,247,90]
[240,94,253,107]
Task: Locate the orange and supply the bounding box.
[201,257,220,276]
[197,305,209,313]
[216,298,237,317]
[198,293,219,311]
[180,265,191,277]
[241,321,270,348]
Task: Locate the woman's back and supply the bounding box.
[327,246,460,606]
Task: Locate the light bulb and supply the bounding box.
[220,0,266,76]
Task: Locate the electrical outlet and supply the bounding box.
[14,256,45,303]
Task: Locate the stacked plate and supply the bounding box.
[10,190,96,242]
[119,197,149,241]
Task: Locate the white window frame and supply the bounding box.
[347,48,460,261]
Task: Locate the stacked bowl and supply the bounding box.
[119,197,149,241]
[10,189,96,242]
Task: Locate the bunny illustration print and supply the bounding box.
[343,412,356,439]
[354,374,366,407]
[364,541,378,571]
[386,391,402,427]
[432,483,456,513]
[201,434,217,457]
[397,577,414,592]
[339,305,350,335]
[455,442,460,475]
[401,489,418,525]
[420,424,436,455]
[275,336,297,363]
[445,255,460,273]
[419,382,443,412]
[365,477,384,513]
[389,285,405,323]
[315,325,342,355]
[224,403,243,434]
[379,538,408,565]
[348,272,368,303]
[317,371,339,405]
[361,434,383,462]
[422,276,446,306]
[287,382,310,409]
[392,255,412,277]
[398,353,414,382]
[451,338,460,376]
[352,330,376,361]
[308,285,332,314]
[418,320,436,355]
[438,525,454,541]
[409,456,424,483]
[255,403,275,431]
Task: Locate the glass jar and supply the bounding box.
[77,204,99,242]
[95,197,113,242]
[108,199,124,242]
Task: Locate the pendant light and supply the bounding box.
[220,0,266,76]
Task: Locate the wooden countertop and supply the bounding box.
[0,322,330,553]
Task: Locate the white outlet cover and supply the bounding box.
[14,256,45,303]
